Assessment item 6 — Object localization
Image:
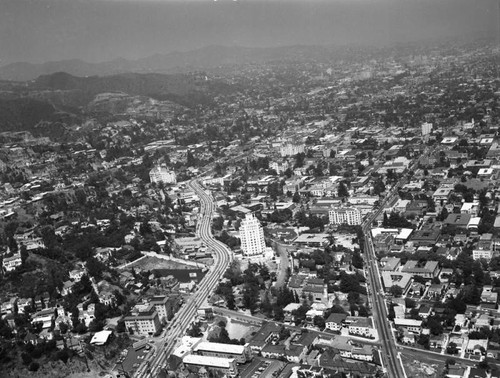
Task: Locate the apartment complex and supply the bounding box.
[329,206,362,226]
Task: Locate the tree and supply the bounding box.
[313,316,325,330]
[16,247,27,269]
[187,323,202,337]
[389,285,403,298]
[116,320,126,333]
[292,191,301,203]
[294,153,305,168]
[21,352,32,365]
[373,178,386,195]
[426,317,443,335]
[59,322,69,334]
[352,250,363,269]
[338,182,349,198]
[85,257,106,280]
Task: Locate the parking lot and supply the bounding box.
[115,345,152,375]
[239,358,285,378]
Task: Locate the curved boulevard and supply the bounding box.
[134,179,233,378]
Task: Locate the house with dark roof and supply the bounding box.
[325,313,348,332]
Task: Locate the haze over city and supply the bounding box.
[3,1,500,378]
[0,0,498,65]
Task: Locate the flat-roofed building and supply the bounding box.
[410,229,440,247]
[444,213,471,229]
[182,354,238,378]
[149,165,176,184]
[193,341,252,363]
[149,295,181,322]
[473,249,494,261]
[380,257,401,272]
[293,233,330,248]
[381,271,412,294]
[402,260,439,278]
[347,317,375,339]
[393,318,422,333]
[329,206,362,226]
[124,306,161,336]
[467,217,481,231]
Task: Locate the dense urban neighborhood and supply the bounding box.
[1,38,500,378]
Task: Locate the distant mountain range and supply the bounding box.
[0,45,342,82]
[0,69,239,136]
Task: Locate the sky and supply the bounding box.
[0,0,498,65]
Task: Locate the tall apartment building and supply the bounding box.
[421,122,433,136]
[280,142,305,157]
[149,165,177,184]
[149,295,182,322]
[329,206,362,226]
[123,306,161,336]
[240,213,266,256]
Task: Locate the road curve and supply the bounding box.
[133,179,233,378]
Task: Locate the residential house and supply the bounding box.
[325,313,348,332]
[3,253,22,272]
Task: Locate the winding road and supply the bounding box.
[133,179,233,378]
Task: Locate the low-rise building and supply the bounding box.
[393,318,422,333]
[3,253,22,272]
[347,317,376,339]
[325,313,348,332]
[182,354,238,378]
[401,260,440,278]
[193,341,253,364]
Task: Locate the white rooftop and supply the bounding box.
[182,354,235,368]
[90,330,112,345]
[194,341,245,355]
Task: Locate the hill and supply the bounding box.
[0,44,344,81]
[0,98,57,133]
[31,71,231,108]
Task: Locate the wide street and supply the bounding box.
[361,151,434,378]
[133,179,233,378]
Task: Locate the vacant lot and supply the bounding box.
[126,256,194,271]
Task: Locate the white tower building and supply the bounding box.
[329,206,362,226]
[149,165,177,184]
[240,214,266,256]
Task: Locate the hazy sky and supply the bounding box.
[0,0,497,65]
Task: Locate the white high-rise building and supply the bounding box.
[149,165,177,184]
[240,214,266,256]
[421,122,433,136]
[280,142,305,157]
[329,206,362,226]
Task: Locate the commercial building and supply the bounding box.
[329,206,361,226]
[240,213,266,256]
[193,341,252,363]
[182,354,238,378]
